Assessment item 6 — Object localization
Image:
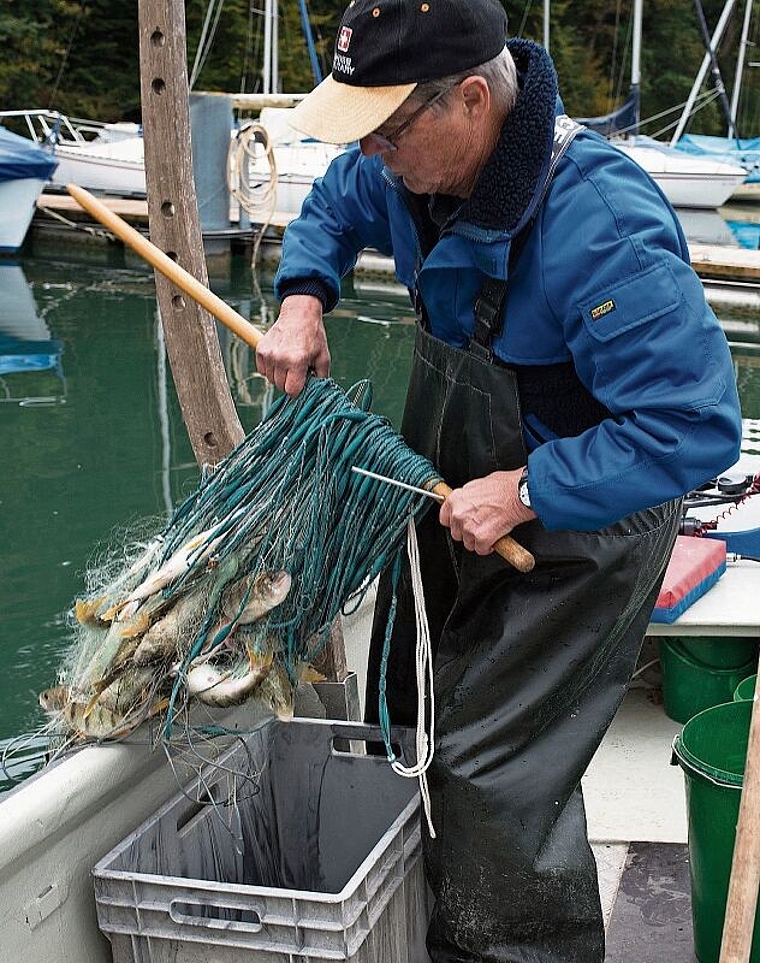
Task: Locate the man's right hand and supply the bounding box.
[255,294,331,397]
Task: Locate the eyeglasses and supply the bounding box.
[365,87,451,152]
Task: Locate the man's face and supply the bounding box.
[360,84,476,197]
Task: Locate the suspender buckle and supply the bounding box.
[468,337,494,363]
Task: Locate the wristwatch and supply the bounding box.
[518,467,531,508]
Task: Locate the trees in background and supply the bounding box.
[0,0,756,138]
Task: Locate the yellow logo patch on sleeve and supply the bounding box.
[590,299,616,321]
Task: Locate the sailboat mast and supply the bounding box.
[544,0,550,51]
[631,0,642,133]
[263,0,279,94]
[730,0,753,134]
[263,0,272,93]
[693,0,737,137]
[272,0,279,94]
[670,0,737,145]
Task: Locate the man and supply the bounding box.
[255,1,742,959]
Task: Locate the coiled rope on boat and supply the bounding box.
[227,120,277,265]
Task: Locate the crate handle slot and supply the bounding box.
[331,736,404,759]
[169,898,263,933]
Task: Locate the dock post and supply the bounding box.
[189,92,233,257]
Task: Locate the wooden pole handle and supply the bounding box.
[67,185,536,574]
[432,482,535,573]
[66,184,262,350]
[720,663,760,962]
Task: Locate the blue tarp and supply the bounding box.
[0,333,62,375]
[726,221,760,251]
[0,126,58,184]
[676,133,760,183]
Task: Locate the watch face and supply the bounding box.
[519,472,530,508]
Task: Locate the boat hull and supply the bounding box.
[0,592,373,963]
[49,142,146,197]
[650,171,747,209]
[0,177,48,252]
[614,141,748,209]
[246,141,344,214]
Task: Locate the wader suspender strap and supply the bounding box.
[469,115,582,363]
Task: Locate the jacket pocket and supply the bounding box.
[578,262,680,343]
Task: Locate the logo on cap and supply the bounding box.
[337,26,352,52]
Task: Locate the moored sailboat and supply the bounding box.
[0,126,58,253]
[575,0,748,209]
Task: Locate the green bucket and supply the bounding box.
[678,637,758,670]
[659,638,756,724]
[734,674,758,703]
[672,700,760,962]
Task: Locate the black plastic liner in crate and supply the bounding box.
[93,718,430,962]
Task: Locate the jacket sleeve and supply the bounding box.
[273,148,395,311]
[527,149,743,531]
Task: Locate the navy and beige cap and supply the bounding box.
[291,0,509,144]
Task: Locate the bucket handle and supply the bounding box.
[671,735,743,790]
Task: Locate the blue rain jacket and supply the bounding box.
[275,40,742,531]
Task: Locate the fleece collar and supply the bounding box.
[458,38,559,235]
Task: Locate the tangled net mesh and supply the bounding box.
[39,378,441,746]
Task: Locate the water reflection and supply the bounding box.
[0,251,758,782]
[674,203,760,251]
[726,219,760,251]
[0,263,66,406]
[675,208,740,247]
[0,256,419,770]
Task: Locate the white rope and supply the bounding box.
[227,121,278,267]
[228,121,279,216]
[390,519,436,838]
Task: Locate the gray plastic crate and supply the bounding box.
[93,718,430,962]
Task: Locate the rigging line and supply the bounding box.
[609,88,720,139]
[244,7,266,94]
[693,0,737,137]
[608,0,624,108]
[190,0,220,89]
[643,90,724,140]
[155,308,174,522]
[49,0,88,109]
[240,0,257,93]
[614,7,634,112]
[190,0,227,90]
[517,0,534,40]
[310,21,330,78]
[200,0,227,83]
[298,0,323,85]
[630,88,722,132]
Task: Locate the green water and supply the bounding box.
[1,253,759,785]
[0,255,417,781]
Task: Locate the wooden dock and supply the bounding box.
[33,192,760,286]
[35,192,297,230]
[689,244,760,282]
[37,192,150,223]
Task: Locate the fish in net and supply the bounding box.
[37,377,442,745]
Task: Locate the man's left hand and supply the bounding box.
[439,469,536,555]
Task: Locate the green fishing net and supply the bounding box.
[43,377,442,742]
